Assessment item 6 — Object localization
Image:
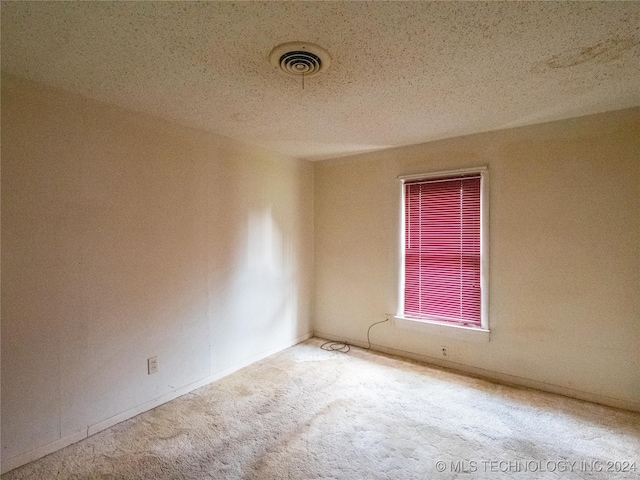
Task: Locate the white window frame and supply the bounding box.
[395,166,490,343]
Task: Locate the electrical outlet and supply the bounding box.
[148,356,158,375]
[441,346,449,359]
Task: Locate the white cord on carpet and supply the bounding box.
[320,317,389,353]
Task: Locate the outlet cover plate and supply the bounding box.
[148,356,158,375]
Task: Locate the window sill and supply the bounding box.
[393,316,490,343]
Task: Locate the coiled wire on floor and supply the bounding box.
[320,317,389,353]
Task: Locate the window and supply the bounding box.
[398,167,488,332]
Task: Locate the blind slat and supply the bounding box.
[404,176,481,325]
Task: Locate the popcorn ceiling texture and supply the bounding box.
[2,1,639,160]
[3,339,639,479]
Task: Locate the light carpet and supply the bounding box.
[3,338,639,479]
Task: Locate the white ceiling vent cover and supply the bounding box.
[269,42,331,77]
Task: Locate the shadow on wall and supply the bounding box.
[205,150,311,374]
[212,206,300,370]
[246,206,298,338]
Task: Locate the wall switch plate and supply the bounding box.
[148,356,158,375]
[441,346,449,359]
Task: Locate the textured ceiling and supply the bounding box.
[2,1,639,160]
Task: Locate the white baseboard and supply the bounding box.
[1,331,313,475]
[1,429,87,475]
[313,331,640,413]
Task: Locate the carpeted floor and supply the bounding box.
[3,338,639,479]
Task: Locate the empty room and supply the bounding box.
[1,1,639,479]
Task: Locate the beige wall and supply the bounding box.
[314,108,640,410]
[1,75,314,469]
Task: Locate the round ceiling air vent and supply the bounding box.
[269,42,331,77]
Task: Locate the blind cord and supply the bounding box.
[320,317,390,353]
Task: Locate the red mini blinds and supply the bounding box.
[404,175,481,326]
